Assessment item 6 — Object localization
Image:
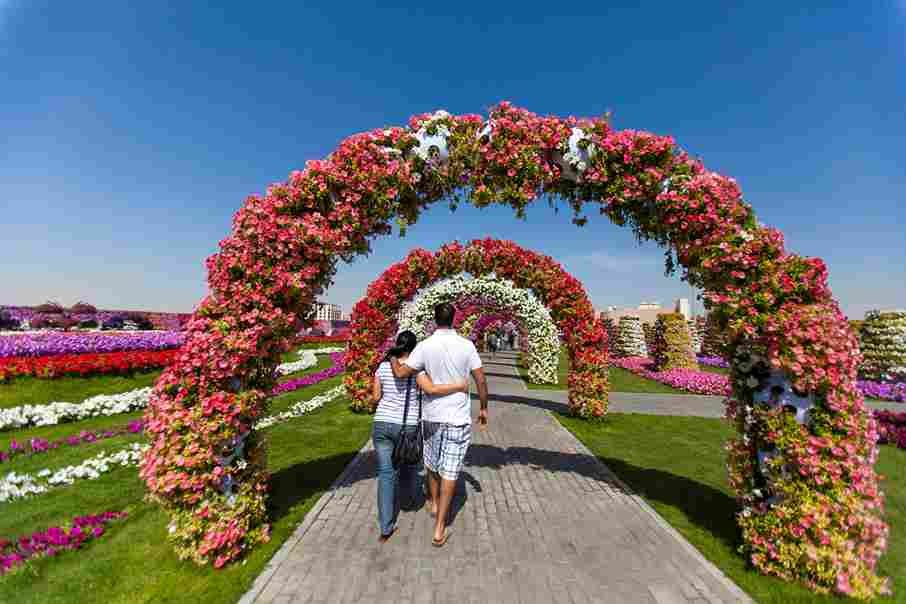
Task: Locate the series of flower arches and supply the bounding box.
[396,274,560,384]
[140,103,887,597]
[345,239,607,415]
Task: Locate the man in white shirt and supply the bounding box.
[391,302,489,547]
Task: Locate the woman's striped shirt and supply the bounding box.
[373,361,422,425]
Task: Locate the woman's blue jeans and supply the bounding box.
[372,421,419,536]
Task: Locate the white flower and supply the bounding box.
[399,275,560,383]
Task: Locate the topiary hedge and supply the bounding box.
[653,313,697,370]
[859,310,906,382]
[613,316,647,357]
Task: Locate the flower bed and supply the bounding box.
[613,357,730,395]
[0,350,177,381]
[297,335,348,344]
[1,386,348,504]
[0,331,184,358]
[1,421,144,464]
[0,349,341,432]
[857,380,906,403]
[0,511,128,575]
[697,355,730,369]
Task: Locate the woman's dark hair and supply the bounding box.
[384,330,418,361]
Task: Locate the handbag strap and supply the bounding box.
[401,375,413,428]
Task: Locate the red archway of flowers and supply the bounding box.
[345,239,606,414]
[140,103,887,597]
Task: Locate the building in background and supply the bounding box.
[313,301,342,322]
[599,298,691,324]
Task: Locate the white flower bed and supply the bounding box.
[398,275,560,383]
[688,319,702,354]
[613,316,647,357]
[0,386,347,505]
[0,348,340,431]
[256,385,345,429]
[1,444,145,503]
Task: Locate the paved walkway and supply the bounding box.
[241,352,751,604]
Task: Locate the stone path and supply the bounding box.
[241,352,752,604]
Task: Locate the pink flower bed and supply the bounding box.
[612,356,730,395]
[0,511,127,575]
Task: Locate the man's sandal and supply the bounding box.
[431,529,451,548]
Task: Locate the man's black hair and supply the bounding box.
[434,302,455,328]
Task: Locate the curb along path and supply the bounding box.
[241,352,752,604]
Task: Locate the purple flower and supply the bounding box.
[0,330,184,358]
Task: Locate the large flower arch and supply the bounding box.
[396,274,560,384]
[345,239,607,417]
[140,103,887,597]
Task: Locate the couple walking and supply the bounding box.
[370,302,489,547]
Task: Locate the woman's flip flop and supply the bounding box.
[431,529,451,548]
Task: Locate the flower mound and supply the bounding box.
[613,357,730,395]
[140,102,886,597]
[859,310,906,383]
[652,313,697,371]
[613,316,647,357]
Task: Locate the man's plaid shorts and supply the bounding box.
[422,421,471,481]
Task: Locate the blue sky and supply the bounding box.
[2,1,904,318]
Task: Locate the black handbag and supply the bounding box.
[391,376,423,467]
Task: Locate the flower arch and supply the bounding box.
[396,274,560,384]
[345,239,607,417]
[140,102,887,597]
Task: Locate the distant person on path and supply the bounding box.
[391,302,489,547]
[487,332,498,359]
[507,331,515,351]
[372,331,468,543]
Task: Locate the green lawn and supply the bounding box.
[516,349,685,395]
[0,374,373,604]
[557,412,905,603]
[0,371,162,410]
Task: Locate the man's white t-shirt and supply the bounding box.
[403,328,482,426]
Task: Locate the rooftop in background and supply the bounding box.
[600,298,692,325]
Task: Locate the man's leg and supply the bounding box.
[425,468,440,516]
[433,477,457,542]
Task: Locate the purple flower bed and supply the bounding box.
[858,380,906,403]
[0,331,184,358]
[271,352,345,396]
[1,354,345,464]
[696,355,905,403]
[696,355,730,369]
[613,357,731,396]
[0,420,144,465]
[0,511,127,575]
[875,410,906,450]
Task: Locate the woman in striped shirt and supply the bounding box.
[371,330,467,542]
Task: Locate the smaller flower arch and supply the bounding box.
[345,238,608,417]
[398,275,560,383]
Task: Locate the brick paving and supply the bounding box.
[240,352,752,604]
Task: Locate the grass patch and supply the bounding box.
[516,350,685,395]
[0,371,162,410]
[0,392,372,604]
[557,412,905,603]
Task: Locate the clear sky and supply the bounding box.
[2,1,904,318]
